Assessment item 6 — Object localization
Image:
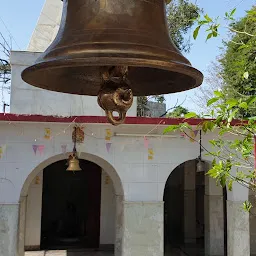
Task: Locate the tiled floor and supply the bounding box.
[25,244,202,256]
[25,249,189,256]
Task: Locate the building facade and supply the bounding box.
[0,0,254,256]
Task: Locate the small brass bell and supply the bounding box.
[22,0,203,125]
[67,154,82,172]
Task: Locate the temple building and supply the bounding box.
[0,1,254,256]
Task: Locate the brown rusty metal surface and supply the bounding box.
[21,0,203,97]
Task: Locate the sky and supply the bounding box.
[0,0,255,113]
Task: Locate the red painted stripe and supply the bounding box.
[0,113,246,126]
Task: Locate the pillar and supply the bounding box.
[226,180,250,256]
[184,161,196,243]
[18,197,27,256]
[0,204,19,256]
[204,176,224,256]
[122,201,164,256]
[227,200,250,256]
[115,195,124,256]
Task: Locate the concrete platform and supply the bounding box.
[25,251,114,256]
[25,248,187,256]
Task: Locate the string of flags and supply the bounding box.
[32,145,45,155]
[1,116,201,159]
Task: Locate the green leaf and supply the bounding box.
[207,168,219,178]
[206,33,213,41]
[207,121,216,131]
[228,180,233,191]
[207,97,219,106]
[163,125,180,134]
[230,8,237,16]
[202,121,208,133]
[226,99,238,108]
[228,109,239,122]
[214,91,223,97]
[243,201,252,212]
[213,30,218,37]
[204,14,213,22]
[247,96,256,106]
[193,26,201,40]
[184,112,197,119]
[243,71,249,79]
[238,102,248,109]
[238,44,249,50]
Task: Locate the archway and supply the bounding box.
[163,160,205,255]
[18,153,124,256]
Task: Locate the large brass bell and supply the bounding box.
[22,0,203,125]
[67,154,82,172]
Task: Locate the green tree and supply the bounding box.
[220,6,256,117]
[167,0,201,52]
[167,106,189,117]
[167,6,256,210]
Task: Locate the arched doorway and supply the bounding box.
[19,153,124,256]
[40,159,101,249]
[163,160,205,255]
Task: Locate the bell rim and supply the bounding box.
[22,57,203,96]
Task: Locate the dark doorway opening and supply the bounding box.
[164,160,205,255]
[40,159,102,250]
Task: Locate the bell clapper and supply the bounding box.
[97,66,133,126]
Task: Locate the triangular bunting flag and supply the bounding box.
[38,145,45,155]
[106,143,112,153]
[144,136,149,149]
[32,145,38,155]
[194,130,199,138]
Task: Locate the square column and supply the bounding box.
[115,195,124,256]
[227,200,250,256]
[122,201,164,256]
[18,197,27,256]
[204,176,224,256]
[184,161,196,243]
[0,204,19,256]
[204,195,224,256]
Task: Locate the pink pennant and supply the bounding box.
[61,144,67,154]
[106,143,112,153]
[38,145,45,155]
[32,145,38,155]
[144,136,149,149]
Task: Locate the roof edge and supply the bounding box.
[0,113,207,126]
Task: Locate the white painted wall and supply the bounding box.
[10,51,137,117]
[0,121,206,204]
[0,121,251,254]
